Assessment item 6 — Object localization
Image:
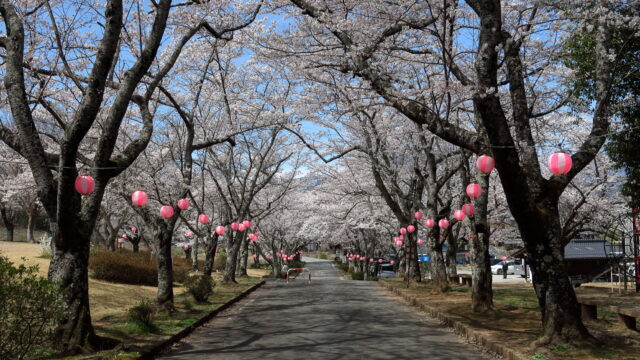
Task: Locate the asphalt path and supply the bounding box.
[159,257,488,360]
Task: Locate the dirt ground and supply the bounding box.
[383,279,640,360]
[0,241,271,320]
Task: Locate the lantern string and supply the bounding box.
[0,125,637,169]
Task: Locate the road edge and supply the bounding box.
[139,280,266,360]
[378,281,528,360]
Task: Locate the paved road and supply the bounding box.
[160,257,488,360]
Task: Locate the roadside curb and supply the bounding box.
[138,280,266,359]
[379,281,528,360]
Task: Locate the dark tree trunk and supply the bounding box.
[203,235,218,277]
[446,232,458,276]
[27,206,37,243]
[48,230,103,353]
[155,227,174,312]
[427,224,449,292]
[1,206,15,242]
[132,240,139,253]
[523,198,591,344]
[239,236,249,276]
[223,233,242,283]
[191,237,199,272]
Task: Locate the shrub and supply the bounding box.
[89,251,191,286]
[351,271,364,280]
[319,253,328,260]
[213,253,227,271]
[184,275,215,302]
[0,255,66,360]
[127,300,156,332]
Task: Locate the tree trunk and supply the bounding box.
[428,231,449,292]
[155,227,174,312]
[132,240,139,253]
[470,173,494,312]
[523,199,591,344]
[223,234,242,283]
[191,237,199,272]
[1,206,15,242]
[27,206,37,243]
[203,235,218,277]
[446,232,458,276]
[238,237,249,276]
[48,232,103,353]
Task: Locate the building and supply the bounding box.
[511,237,624,286]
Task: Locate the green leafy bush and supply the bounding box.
[89,251,189,286]
[184,275,215,302]
[0,255,66,360]
[127,300,156,332]
[319,253,328,260]
[351,272,364,280]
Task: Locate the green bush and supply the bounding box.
[127,300,156,332]
[213,253,227,271]
[319,253,328,260]
[89,251,190,286]
[0,255,66,360]
[351,272,364,280]
[184,275,215,302]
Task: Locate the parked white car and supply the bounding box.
[491,260,516,275]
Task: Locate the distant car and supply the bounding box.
[490,258,502,266]
[491,261,516,275]
[378,264,396,279]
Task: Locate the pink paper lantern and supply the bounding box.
[243,220,252,229]
[215,226,225,235]
[390,260,395,265]
[238,223,246,232]
[252,254,258,259]
[424,219,435,228]
[276,253,281,257]
[198,213,209,224]
[398,234,404,241]
[548,152,572,176]
[131,191,149,207]
[465,252,471,258]
[417,239,424,245]
[182,244,190,250]
[74,175,95,195]
[369,258,374,262]
[438,219,450,229]
[160,205,174,219]
[400,227,407,235]
[466,183,482,199]
[414,211,424,220]
[475,155,495,174]
[131,226,137,232]
[266,255,271,260]
[230,222,239,231]
[501,256,508,261]
[177,198,190,210]
[280,250,285,253]
[462,203,475,216]
[395,240,404,247]
[248,234,256,242]
[454,210,466,221]
[122,234,128,239]
[407,225,415,233]
[359,256,365,261]
[378,259,383,263]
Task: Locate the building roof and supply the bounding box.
[510,238,623,260]
[565,238,622,259]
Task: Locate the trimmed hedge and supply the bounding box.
[89,251,189,286]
